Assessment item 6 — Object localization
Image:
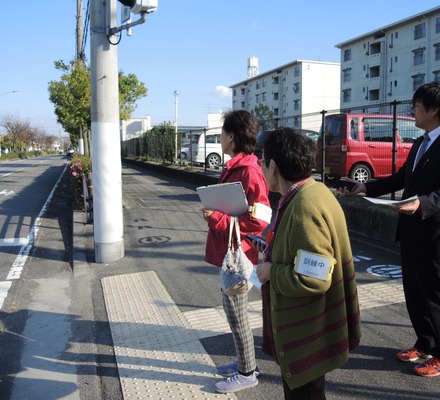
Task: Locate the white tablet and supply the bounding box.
[196,181,249,216]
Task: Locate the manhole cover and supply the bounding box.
[139,236,171,245]
[367,264,402,278]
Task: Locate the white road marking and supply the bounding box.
[1,165,68,308]
[0,169,23,179]
[0,238,30,246]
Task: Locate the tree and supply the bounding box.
[48,60,90,151]
[48,59,148,155]
[251,104,276,130]
[119,72,148,121]
[1,113,32,151]
[145,122,176,162]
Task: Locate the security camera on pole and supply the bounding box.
[90,0,157,263]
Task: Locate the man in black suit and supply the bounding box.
[345,82,440,377]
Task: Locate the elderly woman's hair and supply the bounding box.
[222,110,259,154]
[263,127,317,181]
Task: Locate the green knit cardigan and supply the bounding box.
[269,179,362,389]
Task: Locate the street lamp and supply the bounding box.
[174,90,179,162]
[0,90,18,97]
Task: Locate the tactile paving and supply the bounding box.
[102,271,405,399]
[357,278,405,309]
[183,301,262,340]
[102,271,236,399]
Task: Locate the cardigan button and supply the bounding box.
[271,306,275,311]
[279,351,285,357]
[272,328,277,334]
[285,372,291,378]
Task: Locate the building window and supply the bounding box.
[294,67,300,77]
[241,101,245,108]
[273,108,279,116]
[256,82,260,89]
[433,71,440,83]
[413,48,425,65]
[435,44,440,61]
[293,118,300,128]
[370,65,380,78]
[342,89,351,103]
[369,89,379,101]
[273,76,279,84]
[241,88,245,95]
[293,100,300,111]
[273,92,279,100]
[414,22,426,40]
[343,48,352,61]
[262,79,266,87]
[262,92,267,102]
[363,86,368,100]
[412,74,425,91]
[436,18,440,34]
[370,42,381,55]
[233,89,236,96]
[293,83,299,93]
[255,94,260,104]
[343,68,352,82]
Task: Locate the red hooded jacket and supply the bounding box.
[204,153,270,267]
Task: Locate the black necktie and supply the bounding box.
[414,132,430,167]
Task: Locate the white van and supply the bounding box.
[191,131,231,167]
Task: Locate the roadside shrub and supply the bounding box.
[70,153,92,207]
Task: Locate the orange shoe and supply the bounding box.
[414,356,440,377]
[396,347,432,362]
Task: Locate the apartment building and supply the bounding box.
[230,59,340,132]
[336,6,440,109]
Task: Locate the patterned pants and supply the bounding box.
[221,290,257,374]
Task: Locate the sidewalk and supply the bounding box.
[73,209,412,399]
[70,161,439,399]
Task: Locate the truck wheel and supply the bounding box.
[206,153,221,168]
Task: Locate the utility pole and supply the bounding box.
[76,0,86,155]
[90,0,125,262]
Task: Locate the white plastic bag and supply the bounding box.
[220,217,254,295]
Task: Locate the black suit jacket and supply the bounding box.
[365,133,440,258]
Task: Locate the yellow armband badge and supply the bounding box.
[294,250,336,281]
[248,203,272,224]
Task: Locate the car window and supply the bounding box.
[397,119,424,143]
[205,135,217,144]
[349,118,358,140]
[324,115,345,144]
[363,118,393,142]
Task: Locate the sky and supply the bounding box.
[1,1,440,136]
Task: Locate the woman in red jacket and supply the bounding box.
[202,110,270,394]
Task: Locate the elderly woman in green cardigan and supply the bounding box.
[253,128,362,400]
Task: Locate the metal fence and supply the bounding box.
[122,99,421,187]
[121,127,227,172]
